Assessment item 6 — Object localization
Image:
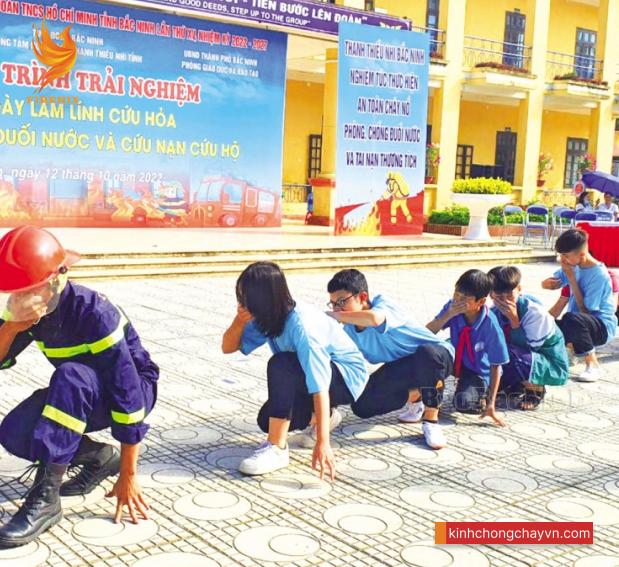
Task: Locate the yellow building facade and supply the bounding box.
[282,0,619,220]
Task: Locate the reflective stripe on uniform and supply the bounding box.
[111,407,146,425]
[42,405,87,434]
[35,313,128,359]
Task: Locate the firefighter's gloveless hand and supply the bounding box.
[107,473,150,524]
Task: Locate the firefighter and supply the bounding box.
[0,227,159,547]
[382,171,413,225]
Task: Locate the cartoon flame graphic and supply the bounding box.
[31,16,77,93]
[335,204,382,236]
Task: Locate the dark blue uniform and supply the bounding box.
[0,282,158,465]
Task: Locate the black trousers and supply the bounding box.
[257,352,354,433]
[558,312,608,355]
[350,344,453,419]
[453,365,489,414]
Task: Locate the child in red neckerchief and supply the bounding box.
[427,269,508,426]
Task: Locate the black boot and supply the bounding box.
[0,463,65,548]
[60,437,121,497]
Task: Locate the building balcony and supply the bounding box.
[461,36,536,100]
[411,25,447,86]
[545,51,610,103]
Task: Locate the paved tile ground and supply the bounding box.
[0,263,617,567]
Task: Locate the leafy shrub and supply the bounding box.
[428,205,548,226]
[451,177,513,195]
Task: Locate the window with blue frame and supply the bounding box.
[575,29,596,79]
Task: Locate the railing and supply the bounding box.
[540,190,577,208]
[463,36,532,73]
[411,25,446,60]
[282,184,311,203]
[546,50,604,83]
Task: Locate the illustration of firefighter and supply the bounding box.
[381,171,413,225]
[157,181,188,225]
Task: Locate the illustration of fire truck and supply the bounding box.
[190,176,281,227]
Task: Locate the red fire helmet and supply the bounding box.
[0,227,81,293]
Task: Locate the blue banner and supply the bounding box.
[335,22,429,236]
[0,0,287,227]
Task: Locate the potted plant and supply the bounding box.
[451,177,512,240]
[537,152,554,187]
[576,154,597,176]
[425,143,440,184]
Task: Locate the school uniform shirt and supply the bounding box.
[342,294,455,364]
[561,269,619,310]
[554,263,617,344]
[597,202,619,216]
[435,301,509,383]
[491,295,569,386]
[575,203,593,212]
[0,281,160,445]
[240,299,369,400]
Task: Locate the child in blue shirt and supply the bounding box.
[222,261,368,479]
[326,269,455,450]
[488,266,569,410]
[427,269,509,426]
[542,228,617,382]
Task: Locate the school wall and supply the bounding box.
[464,0,528,43]
[547,0,598,55]
[374,0,426,27]
[457,100,521,167]
[282,80,325,186]
[539,109,591,189]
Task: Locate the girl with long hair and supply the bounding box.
[222,262,368,479]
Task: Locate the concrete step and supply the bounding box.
[77,238,512,261]
[71,248,556,280]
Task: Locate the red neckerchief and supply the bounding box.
[455,325,474,378]
[502,324,511,342]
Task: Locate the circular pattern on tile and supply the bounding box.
[189,398,244,414]
[157,383,202,398]
[455,410,506,424]
[288,436,341,453]
[546,498,619,525]
[230,417,262,434]
[260,474,332,500]
[131,553,219,567]
[526,455,594,475]
[205,448,254,471]
[0,450,32,477]
[577,442,619,463]
[509,422,569,440]
[458,433,519,453]
[467,470,538,493]
[400,484,476,512]
[144,407,179,427]
[160,426,222,445]
[61,486,106,509]
[603,479,619,497]
[341,424,401,441]
[234,526,320,562]
[137,463,195,488]
[399,446,464,465]
[556,413,613,429]
[544,388,591,407]
[0,541,50,567]
[323,504,402,535]
[578,382,619,395]
[339,457,402,481]
[72,517,159,546]
[599,404,619,416]
[173,491,251,521]
[401,540,490,567]
[573,556,619,567]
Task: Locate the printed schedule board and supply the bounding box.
[335,22,429,236]
[0,0,287,228]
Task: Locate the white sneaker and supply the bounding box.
[398,401,425,423]
[299,408,343,449]
[238,441,289,475]
[577,364,602,382]
[422,421,447,450]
